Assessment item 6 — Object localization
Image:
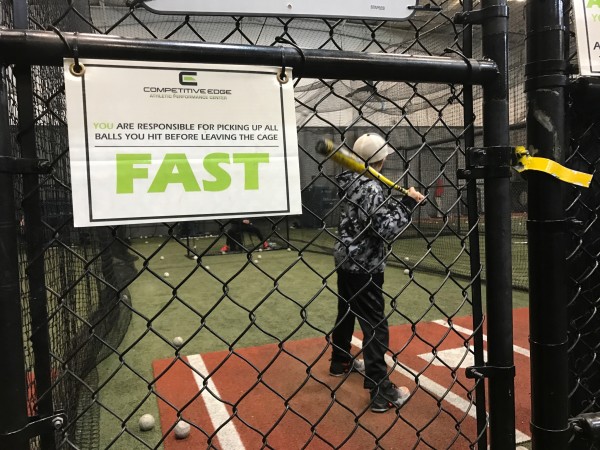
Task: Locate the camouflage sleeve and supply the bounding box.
[355,182,385,228]
[367,187,414,241]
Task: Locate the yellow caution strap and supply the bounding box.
[513,146,593,188]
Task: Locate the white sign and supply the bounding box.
[573,0,600,75]
[141,0,418,21]
[64,59,302,227]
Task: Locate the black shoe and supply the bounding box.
[329,359,366,377]
[370,381,410,413]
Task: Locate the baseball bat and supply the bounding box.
[315,138,410,196]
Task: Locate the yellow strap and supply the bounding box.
[513,146,593,188]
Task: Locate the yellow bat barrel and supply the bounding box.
[315,138,409,195]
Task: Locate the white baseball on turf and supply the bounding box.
[174,421,191,439]
[254,259,259,263]
[205,265,210,270]
[138,414,155,431]
[287,248,291,252]
[160,256,164,260]
[164,272,170,277]
[172,336,184,347]
[258,248,263,252]
[404,256,410,261]
[193,255,198,260]
[404,269,410,275]
[258,255,262,259]
[145,241,149,244]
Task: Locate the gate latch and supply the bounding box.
[466,364,515,380]
[457,146,513,180]
[0,156,52,174]
[0,411,66,444]
[571,412,600,440]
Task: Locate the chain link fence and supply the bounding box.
[0,1,534,449]
[568,5,600,448]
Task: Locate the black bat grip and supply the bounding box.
[315,138,334,155]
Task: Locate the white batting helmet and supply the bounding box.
[352,133,395,163]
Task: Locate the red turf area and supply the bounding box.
[152,309,531,449]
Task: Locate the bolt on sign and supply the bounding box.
[573,0,600,75]
[64,59,302,227]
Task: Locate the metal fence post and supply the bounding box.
[13,0,56,448]
[480,0,516,448]
[0,65,30,450]
[525,2,570,449]
[462,1,488,448]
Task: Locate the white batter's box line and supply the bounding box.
[187,354,246,450]
[350,336,530,444]
[432,320,530,358]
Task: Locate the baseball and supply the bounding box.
[139,414,155,431]
[193,255,198,260]
[254,259,259,263]
[164,272,170,277]
[174,420,191,439]
[173,336,184,347]
[403,269,410,275]
[160,256,164,260]
[404,256,410,261]
[258,248,263,252]
[145,241,149,244]
[206,266,210,270]
[258,255,262,259]
[287,248,291,252]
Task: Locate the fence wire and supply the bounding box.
[567,6,600,448]
[4,1,529,449]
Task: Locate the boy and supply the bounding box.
[330,133,425,413]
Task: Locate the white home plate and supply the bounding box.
[418,347,488,369]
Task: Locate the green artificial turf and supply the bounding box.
[94,236,529,449]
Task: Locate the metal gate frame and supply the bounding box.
[0,1,516,448]
[525,2,570,449]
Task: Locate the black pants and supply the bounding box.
[332,269,389,390]
[226,222,264,251]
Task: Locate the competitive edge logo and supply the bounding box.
[142,71,233,99]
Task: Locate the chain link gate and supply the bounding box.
[0,0,521,449]
[565,2,600,449]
